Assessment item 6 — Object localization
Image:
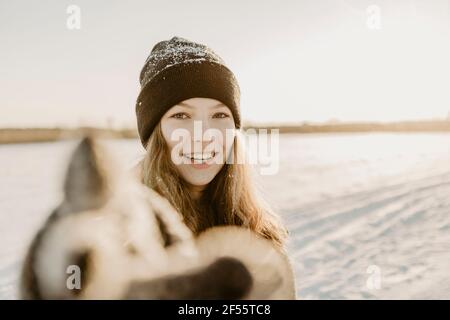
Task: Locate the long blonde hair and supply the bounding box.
[140,123,288,249]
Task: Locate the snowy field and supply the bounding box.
[1,133,449,299]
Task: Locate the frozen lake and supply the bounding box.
[1,133,450,299]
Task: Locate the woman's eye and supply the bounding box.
[213,112,230,119]
[171,112,189,119]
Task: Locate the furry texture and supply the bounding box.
[20,136,296,299]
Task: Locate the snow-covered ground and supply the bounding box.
[1,133,449,299]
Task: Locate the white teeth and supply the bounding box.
[182,152,216,161]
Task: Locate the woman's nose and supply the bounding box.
[192,119,212,142]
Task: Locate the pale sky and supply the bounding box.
[1,0,450,128]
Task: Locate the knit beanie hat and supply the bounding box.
[136,36,241,147]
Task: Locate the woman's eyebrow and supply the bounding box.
[177,102,225,109]
[210,103,227,109]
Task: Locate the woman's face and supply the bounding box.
[160,97,236,189]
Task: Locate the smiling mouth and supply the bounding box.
[181,151,217,164]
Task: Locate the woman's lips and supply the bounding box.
[191,162,211,169]
[181,151,218,169]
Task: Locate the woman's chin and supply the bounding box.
[180,173,216,189]
[177,164,222,187]
[183,177,214,188]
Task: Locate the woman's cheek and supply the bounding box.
[162,123,190,153]
[223,127,236,162]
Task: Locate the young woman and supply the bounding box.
[135,36,288,251]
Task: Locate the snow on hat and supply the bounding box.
[136,36,241,147]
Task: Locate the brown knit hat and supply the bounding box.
[136,36,241,147]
